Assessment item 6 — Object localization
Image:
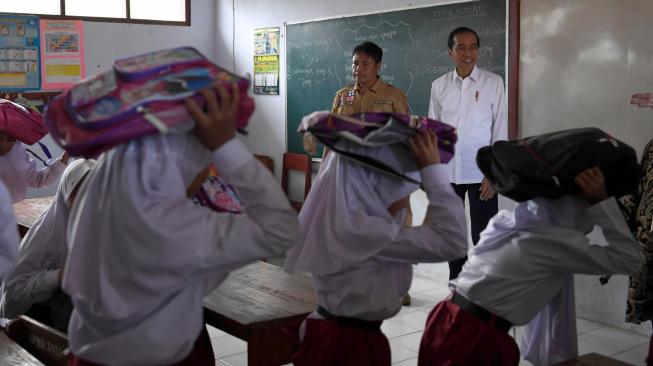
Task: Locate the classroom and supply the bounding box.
[1,0,653,365]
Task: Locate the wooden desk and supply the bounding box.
[554,353,634,366]
[12,197,54,237]
[0,331,44,365]
[204,261,316,366]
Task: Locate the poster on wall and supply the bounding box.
[0,14,40,91]
[253,27,279,95]
[39,20,85,90]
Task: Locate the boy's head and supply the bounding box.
[0,132,16,156]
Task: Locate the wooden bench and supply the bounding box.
[204,261,316,366]
[554,353,634,366]
[0,331,44,365]
[12,197,54,237]
[4,316,68,366]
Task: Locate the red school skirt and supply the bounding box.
[291,317,391,366]
[68,326,215,366]
[418,299,520,366]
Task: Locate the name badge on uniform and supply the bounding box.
[374,99,392,105]
[345,90,355,102]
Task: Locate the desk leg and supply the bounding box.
[247,320,301,366]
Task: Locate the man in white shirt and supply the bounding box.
[428,26,507,279]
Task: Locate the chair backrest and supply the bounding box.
[281,152,312,199]
[254,154,274,174]
[5,316,68,366]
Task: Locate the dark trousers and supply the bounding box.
[448,183,498,280]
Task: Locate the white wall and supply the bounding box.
[27,0,217,198]
[520,0,653,336]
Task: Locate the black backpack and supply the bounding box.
[476,127,640,202]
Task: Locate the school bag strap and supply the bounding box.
[314,134,421,186]
[25,142,53,166]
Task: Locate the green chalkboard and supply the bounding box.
[286,1,506,155]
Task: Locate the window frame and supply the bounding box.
[4,0,191,26]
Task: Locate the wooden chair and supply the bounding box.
[281,152,312,212]
[254,154,274,174]
[5,315,68,366]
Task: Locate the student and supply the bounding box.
[0,180,19,281]
[0,159,95,332]
[418,168,642,366]
[428,26,508,280]
[0,132,69,203]
[285,130,467,365]
[63,85,299,365]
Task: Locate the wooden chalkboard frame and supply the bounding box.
[284,0,521,156]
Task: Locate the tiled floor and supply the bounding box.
[209,274,650,366]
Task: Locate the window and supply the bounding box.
[65,0,127,19]
[131,0,187,22]
[1,1,60,15]
[1,0,189,25]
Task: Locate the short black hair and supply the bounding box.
[447,27,480,50]
[352,41,383,63]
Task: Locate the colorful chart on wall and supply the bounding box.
[40,19,85,90]
[253,27,279,95]
[0,14,41,91]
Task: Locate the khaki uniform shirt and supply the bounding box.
[331,77,409,115]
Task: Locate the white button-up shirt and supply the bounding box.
[451,198,641,325]
[0,143,66,203]
[428,66,507,184]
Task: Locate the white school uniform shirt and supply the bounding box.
[0,180,19,281]
[428,66,507,184]
[63,134,299,366]
[286,146,467,321]
[0,143,66,203]
[451,196,641,365]
[1,159,94,320]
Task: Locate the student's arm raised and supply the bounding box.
[527,168,640,275]
[377,131,468,263]
[184,84,300,276]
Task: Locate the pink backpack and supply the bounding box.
[45,47,255,158]
[0,98,48,145]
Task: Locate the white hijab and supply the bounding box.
[285,144,420,275]
[472,196,591,366]
[0,180,19,280]
[63,133,212,320]
[13,159,95,276]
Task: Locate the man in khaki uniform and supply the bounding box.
[331,41,409,115]
[329,41,414,306]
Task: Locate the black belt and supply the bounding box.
[451,293,513,333]
[316,306,383,331]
